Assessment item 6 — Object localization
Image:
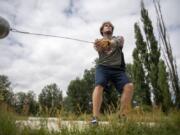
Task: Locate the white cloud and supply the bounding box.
[0,0,179,96]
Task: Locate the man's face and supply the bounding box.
[102,23,113,35]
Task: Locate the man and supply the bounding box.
[91,21,134,124]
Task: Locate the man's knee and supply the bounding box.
[123,83,134,92]
[128,83,134,90]
[95,85,104,90]
[93,85,104,94]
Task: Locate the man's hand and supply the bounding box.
[94,38,111,52]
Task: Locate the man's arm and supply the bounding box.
[118,36,124,49]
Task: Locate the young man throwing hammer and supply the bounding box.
[92,21,134,124]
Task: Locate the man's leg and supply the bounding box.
[119,83,134,117]
[92,85,104,118]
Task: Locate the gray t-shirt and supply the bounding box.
[97,36,123,68]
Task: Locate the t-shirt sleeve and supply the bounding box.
[112,36,123,49]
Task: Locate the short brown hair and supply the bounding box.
[100,21,114,36]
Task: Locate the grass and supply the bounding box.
[0,107,18,135]
[0,106,180,135]
[7,119,180,135]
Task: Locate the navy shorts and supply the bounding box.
[95,65,130,93]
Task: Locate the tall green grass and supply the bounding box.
[0,105,180,135]
[0,103,18,135]
[15,120,180,135]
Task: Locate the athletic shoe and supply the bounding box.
[91,116,98,125]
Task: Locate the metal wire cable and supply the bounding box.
[10,28,94,44]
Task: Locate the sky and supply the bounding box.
[0,0,179,97]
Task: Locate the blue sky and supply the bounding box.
[0,0,179,96]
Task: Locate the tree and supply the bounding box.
[0,75,14,106]
[39,83,63,116]
[13,91,39,115]
[14,92,27,114]
[133,23,151,105]
[126,63,134,81]
[153,0,180,108]
[27,91,39,116]
[66,77,90,114]
[141,1,162,106]
[158,60,172,112]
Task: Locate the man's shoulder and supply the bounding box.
[112,36,118,39]
[112,36,121,42]
[112,35,121,38]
